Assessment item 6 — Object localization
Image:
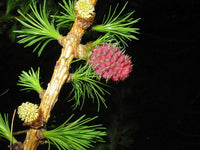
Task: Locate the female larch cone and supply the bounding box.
[89,44,132,81]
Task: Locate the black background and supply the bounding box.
[1,0,200,149]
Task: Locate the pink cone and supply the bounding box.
[89,44,132,81]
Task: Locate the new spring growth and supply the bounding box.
[17,67,43,93]
[0,114,17,144]
[74,0,95,19]
[18,102,39,123]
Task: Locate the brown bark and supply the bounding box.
[22,0,98,149]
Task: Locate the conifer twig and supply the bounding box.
[10,109,16,150]
[22,0,98,149]
[13,130,29,135]
[0,89,9,96]
[12,0,140,149]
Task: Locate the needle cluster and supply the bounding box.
[17,67,43,93]
[44,115,106,150]
[14,0,61,56]
[69,64,109,111]
[52,0,75,28]
[92,2,140,47]
[0,113,17,144]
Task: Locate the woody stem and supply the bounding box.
[22,0,97,149]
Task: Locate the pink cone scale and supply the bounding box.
[89,44,132,81]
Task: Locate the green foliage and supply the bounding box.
[52,0,75,28]
[69,64,110,111]
[17,67,43,93]
[91,33,123,50]
[14,0,61,56]
[0,113,17,144]
[44,114,106,150]
[92,2,140,47]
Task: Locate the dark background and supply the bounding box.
[1,0,200,149]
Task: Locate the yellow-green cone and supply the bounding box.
[18,102,39,123]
